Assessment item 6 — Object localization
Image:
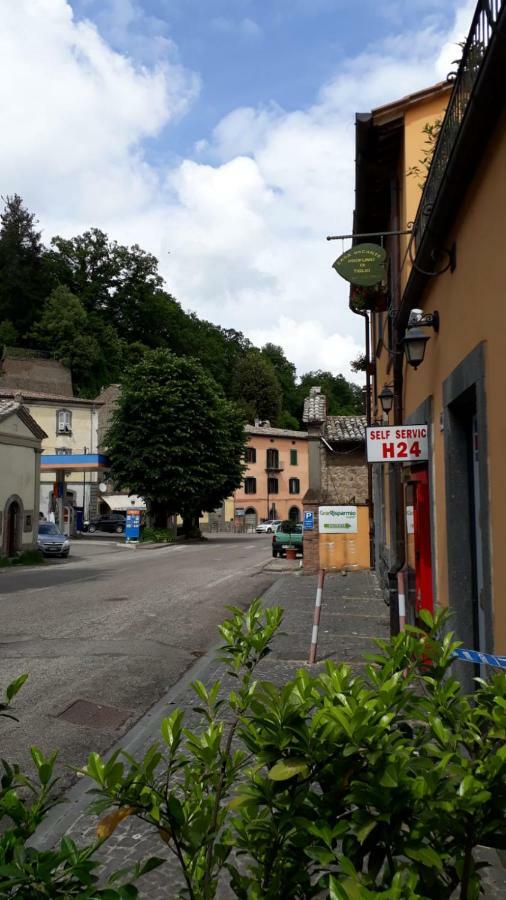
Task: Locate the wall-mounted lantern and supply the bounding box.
[378,384,394,415]
[403,309,439,370]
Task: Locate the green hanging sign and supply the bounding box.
[332,243,386,287]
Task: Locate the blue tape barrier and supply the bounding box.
[453,648,506,669]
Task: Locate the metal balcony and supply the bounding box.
[411,0,505,255]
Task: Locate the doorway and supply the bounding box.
[443,344,492,690]
[406,467,434,622]
[446,388,485,656]
[4,498,22,557]
[244,507,257,531]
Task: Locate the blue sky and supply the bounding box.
[71,0,460,162]
[1,0,474,378]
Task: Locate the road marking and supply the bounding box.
[206,572,241,588]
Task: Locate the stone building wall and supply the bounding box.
[320,444,368,505]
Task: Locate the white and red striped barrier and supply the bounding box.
[308,569,325,665]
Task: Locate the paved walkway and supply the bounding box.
[33,570,506,898]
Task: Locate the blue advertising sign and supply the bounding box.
[125,508,142,542]
[304,511,314,530]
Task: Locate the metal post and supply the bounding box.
[308,569,326,664]
[55,468,65,532]
[397,570,406,631]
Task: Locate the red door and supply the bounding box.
[411,467,434,617]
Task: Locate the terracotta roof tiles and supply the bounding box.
[324,415,367,443]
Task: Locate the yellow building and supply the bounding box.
[349,0,506,686]
[0,355,105,530]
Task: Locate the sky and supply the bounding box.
[0,0,475,381]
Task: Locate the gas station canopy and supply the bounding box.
[40,453,110,472]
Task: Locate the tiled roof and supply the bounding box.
[324,415,367,443]
[245,425,308,439]
[0,388,102,406]
[0,400,47,440]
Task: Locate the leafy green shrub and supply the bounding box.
[2,606,505,898]
[83,605,506,899]
[0,549,45,568]
[140,527,175,543]
[0,676,160,897]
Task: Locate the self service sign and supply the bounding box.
[366,425,428,463]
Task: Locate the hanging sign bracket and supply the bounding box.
[326,229,413,241]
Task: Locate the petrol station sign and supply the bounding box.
[366,425,428,463]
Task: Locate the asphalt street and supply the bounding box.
[0,534,274,788]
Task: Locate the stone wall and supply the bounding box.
[0,356,73,396]
[320,444,368,505]
[96,384,120,451]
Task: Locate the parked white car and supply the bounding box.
[255,519,281,534]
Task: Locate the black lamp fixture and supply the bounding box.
[378,383,394,415]
[403,309,439,370]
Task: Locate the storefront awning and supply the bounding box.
[102,494,146,511]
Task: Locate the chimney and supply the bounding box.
[302,386,326,425]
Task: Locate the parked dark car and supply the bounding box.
[83,513,126,534]
[37,523,70,557]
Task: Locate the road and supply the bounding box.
[0,534,274,786]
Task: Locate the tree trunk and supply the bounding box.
[182,513,202,539]
[147,499,171,529]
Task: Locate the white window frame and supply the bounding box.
[56,409,72,435]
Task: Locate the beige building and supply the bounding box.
[0,354,104,528]
[0,401,46,557]
[349,0,506,684]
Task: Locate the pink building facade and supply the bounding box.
[233,424,308,529]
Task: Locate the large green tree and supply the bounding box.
[46,228,168,345]
[0,194,49,340]
[232,351,283,424]
[261,343,299,428]
[106,350,247,535]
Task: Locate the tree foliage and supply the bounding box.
[105,350,247,532]
[296,370,364,417]
[232,352,283,424]
[30,286,124,396]
[0,194,49,339]
[0,196,363,422]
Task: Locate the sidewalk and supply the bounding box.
[32,571,506,898]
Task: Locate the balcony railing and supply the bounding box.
[411,0,505,255]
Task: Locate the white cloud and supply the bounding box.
[0,0,475,382]
[0,0,199,218]
[435,0,476,78]
[249,318,364,383]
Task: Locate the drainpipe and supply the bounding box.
[388,177,406,635]
[353,307,374,568]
